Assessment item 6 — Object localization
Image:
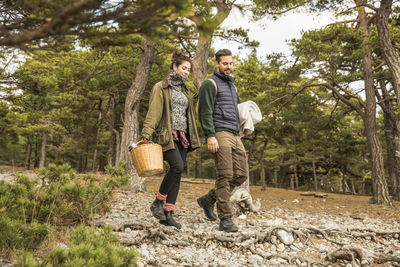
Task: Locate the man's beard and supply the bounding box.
[218,66,231,76]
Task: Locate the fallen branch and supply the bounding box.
[306,227,346,246]
[300,192,328,198]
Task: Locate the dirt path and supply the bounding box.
[94,177,400,267]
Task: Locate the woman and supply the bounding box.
[141,51,200,229]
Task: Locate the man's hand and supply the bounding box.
[244,129,253,136]
[207,137,219,153]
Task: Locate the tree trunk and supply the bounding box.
[192,0,231,90]
[376,0,400,110]
[186,158,190,177]
[78,154,83,173]
[39,131,47,168]
[25,134,33,170]
[357,2,391,205]
[383,107,400,199]
[378,80,400,200]
[119,40,155,192]
[34,136,39,168]
[192,34,212,90]
[273,168,278,186]
[312,152,318,191]
[107,94,117,167]
[293,136,298,189]
[342,174,351,193]
[92,102,102,172]
[350,179,356,195]
[260,160,266,191]
[195,149,202,178]
[84,142,89,171]
[290,174,294,190]
[376,1,400,200]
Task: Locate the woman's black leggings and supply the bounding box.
[159,141,187,205]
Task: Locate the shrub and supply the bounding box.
[0,162,130,253]
[0,216,50,250]
[41,226,139,267]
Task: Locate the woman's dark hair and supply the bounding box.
[215,49,232,63]
[170,50,192,69]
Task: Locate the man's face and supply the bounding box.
[216,55,233,76]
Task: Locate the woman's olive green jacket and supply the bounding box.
[141,77,201,152]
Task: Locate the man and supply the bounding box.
[197,49,249,232]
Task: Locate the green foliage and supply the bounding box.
[104,161,130,188]
[0,216,50,250]
[18,226,139,266]
[42,226,139,267]
[0,163,129,252]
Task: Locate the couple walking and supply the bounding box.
[141,49,251,232]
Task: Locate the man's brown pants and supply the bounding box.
[208,131,248,219]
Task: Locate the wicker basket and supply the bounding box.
[131,143,164,177]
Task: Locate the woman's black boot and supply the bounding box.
[150,198,166,220]
[160,211,182,229]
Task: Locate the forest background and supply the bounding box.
[1,0,400,208]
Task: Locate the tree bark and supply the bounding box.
[107,94,117,167]
[92,101,102,172]
[34,136,39,168]
[119,40,155,192]
[376,0,400,110]
[293,135,298,189]
[357,2,391,205]
[257,139,268,190]
[342,172,350,193]
[376,0,400,201]
[195,149,202,178]
[312,151,318,191]
[383,105,400,199]
[25,134,33,170]
[273,168,278,186]
[350,178,356,195]
[191,0,231,90]
[39,131,47,168]
[260,160,266,191]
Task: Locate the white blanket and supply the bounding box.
[237,100,262,136]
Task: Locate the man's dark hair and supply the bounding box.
[215,49,232,63]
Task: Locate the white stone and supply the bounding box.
[277,243,285,252]
[290,245,300,252]
[361,260,370,265]
[276,229,294,245]
[166,258,176,265]
[217,259,227,266]
[54,243,68,250]
[270,235,277,244]
[248,254,263,265]
[238,214,247,219]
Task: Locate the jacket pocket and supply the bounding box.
[157,128,170,146]
[220,107,237,121]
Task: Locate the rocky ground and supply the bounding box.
[94,177,400,267]
[1,167,400,266]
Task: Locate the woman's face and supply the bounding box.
[173,60,191,78]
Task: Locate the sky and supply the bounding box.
[214,7,335,59]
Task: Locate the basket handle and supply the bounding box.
[137,138,153,145]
